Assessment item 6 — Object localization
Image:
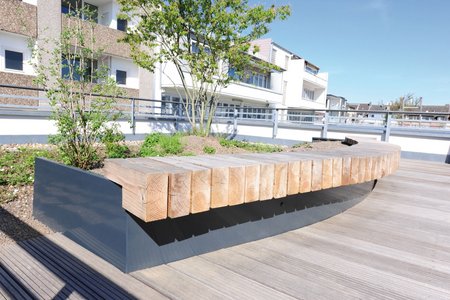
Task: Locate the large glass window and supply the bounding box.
[84,2,98,22]
[242,72,270,89]
[61,56,97,82]
[5,50,23,71]
[303,88,315,101]
[161,96,181,116]
[242,106,272,120]
[62,0,98,23]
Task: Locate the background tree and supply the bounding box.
[390,93,423,111]
[118,0,290,136]
[32,5,125,169]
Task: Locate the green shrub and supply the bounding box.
[101,128,130,159]
[203,146,216,154]
[180,151,195,156]
[140,133,184,157]
[105,143,130,159]
[102,128,126,144]
[32,6,124,170]
[219,138,282,153]
[0,148,61,186]
[292,142,312,149]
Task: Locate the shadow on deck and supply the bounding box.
[0,207,164,299]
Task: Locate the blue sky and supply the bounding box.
[258,0,450,105]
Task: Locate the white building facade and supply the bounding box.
[161,38,329,113]
[0,1,328,113]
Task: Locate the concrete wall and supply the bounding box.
[0,0,37,37]
[2,115,449,162]
[0,72,38,106]
[62,15,131,59]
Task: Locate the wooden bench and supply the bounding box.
[103,139,401,222]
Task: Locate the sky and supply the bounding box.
[256,0,450,105]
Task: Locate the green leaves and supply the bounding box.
[119,0,290,135]
[31,6,125,169]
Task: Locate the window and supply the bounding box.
[62,0,98,23]
[217,102,239,118]
[271,49,277,64]
[242,106,272,120]
[191,42,210,54]
[116,70,127,85]
[303,88,315,101]
[161,96,181,116]
[242,72,270,89]
[191,42,199,54]
[117,18,128,32]
[228,67,238,79]
[284,55,289,70]
[61,56,97,82]
[61,0,81,15]
[305,64,319,75]
[288,111,314,123]
[84,2,98,23]
[5,50,23,71]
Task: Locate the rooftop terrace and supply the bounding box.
[1,159,449,299]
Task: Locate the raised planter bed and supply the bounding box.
[33,138,400,272]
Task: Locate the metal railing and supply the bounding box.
[1,84,449,141]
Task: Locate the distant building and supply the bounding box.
[402,104,450,121]
[345,102,389,125]
[326,94,347,110]
[326,94,347,123]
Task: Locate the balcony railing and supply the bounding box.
[1,84,449,140]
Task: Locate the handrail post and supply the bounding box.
[233,108,238,134]
[131,98,136,135]
[321,111,329,139]
[174,103,182,131]
[272,109,279,139]
[382,112,391,142]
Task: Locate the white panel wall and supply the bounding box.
[98,2,114,27]
[3,116,448,157]
[0,32,35,75]
[283,59,304,108]
[270,72,283,95]
[110,56,139,89]
[22,0,37,5]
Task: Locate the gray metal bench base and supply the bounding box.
[34,158,374,273]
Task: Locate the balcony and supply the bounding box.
[161,62,283,105]
[0,0,37,38]
[303,70,328,88]
[62,14,131,58]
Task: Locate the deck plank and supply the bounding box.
[131,159,450,299]
[0,234,166,299]
[166,256,295,299]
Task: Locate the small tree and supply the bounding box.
[118,0,290,136]
[390,93,423,111]
[32,5,124,169]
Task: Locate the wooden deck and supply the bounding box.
[1,159,449,299]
